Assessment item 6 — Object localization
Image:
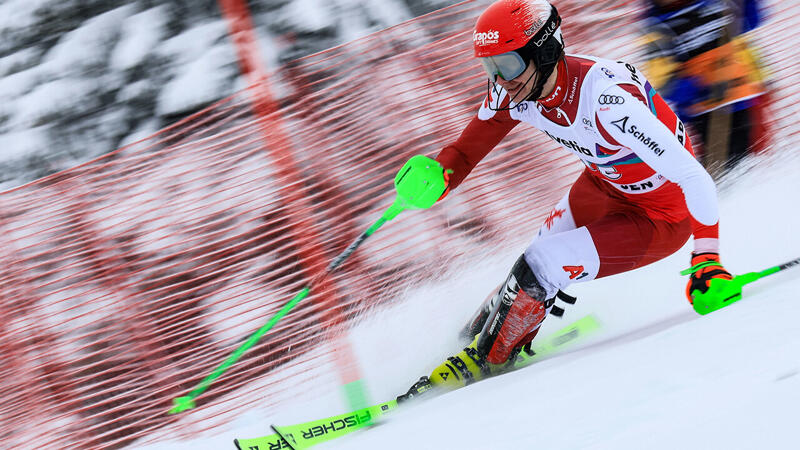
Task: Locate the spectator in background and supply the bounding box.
[641,0,770,174]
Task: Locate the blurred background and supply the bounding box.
[0,0,464,189]
[0,0,778,189]
[0,0,796,449]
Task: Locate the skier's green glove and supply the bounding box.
[391,155,451,214]
[681,252,739,315]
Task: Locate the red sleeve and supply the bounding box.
[435,107,519,191]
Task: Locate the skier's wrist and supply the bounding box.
[438,167,452,201]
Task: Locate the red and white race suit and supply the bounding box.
[436,55,719,299]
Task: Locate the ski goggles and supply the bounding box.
[478,51,528,82]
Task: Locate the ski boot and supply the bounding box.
[443,255,571,389]
[428,334,513,390]
[459,287,576,343]
[395,341,510,402]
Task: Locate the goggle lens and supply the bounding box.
[478,52,527,82]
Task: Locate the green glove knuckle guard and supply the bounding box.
[691,277,744,315]
[394,155,448,210]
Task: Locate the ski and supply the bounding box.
[234,401,397,450]
[233,314,600,450]
[508,313,601,367]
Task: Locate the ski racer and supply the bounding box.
[396,0,734,393]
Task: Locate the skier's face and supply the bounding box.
[494,59,559,101]
[494,60,537,100]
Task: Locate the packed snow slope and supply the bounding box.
[336,155,800,450]
[139,152,799,450]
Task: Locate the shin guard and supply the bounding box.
[477,255,552,365]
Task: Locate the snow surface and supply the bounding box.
[135,151,800,450]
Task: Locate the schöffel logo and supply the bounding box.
[611,116,629,133]
[601,67,615,78]
[598,95,624,105]
[611,116,665,156]
[567,77,578,104]
[533,20,558,46]
[473,30,500,46]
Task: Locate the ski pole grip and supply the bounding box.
[392,155,449,212]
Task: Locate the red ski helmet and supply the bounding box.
[473,0,565,103]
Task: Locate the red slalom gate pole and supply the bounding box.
[209,0,369,409]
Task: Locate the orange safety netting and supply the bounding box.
[0,0,796,448]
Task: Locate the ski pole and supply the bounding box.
[169,155,448,414]
[690,257,800,315]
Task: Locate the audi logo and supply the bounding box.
[598,95,625,105]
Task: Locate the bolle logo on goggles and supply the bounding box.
[473,29,500,46]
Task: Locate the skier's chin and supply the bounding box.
[509,87,532,102]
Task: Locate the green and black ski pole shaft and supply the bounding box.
[169,155,447,414]
[168,205,403,414]
[733,256,799,285]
